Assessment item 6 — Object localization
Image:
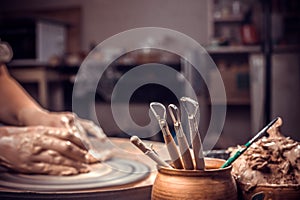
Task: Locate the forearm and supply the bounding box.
[0,65,45,126]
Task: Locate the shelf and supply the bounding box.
[213,15,243,23]
[208,98,250,106]
[206,45,260,54]
[206,45,299,54]
[273,45,300,53]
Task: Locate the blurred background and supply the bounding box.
[0,0,299,148]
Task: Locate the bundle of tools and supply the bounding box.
[131,97,205,170]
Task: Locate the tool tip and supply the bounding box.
[130,135,139,143]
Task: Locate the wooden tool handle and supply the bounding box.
[163,134,183,169]
[130,136,148,153]
[177,136,194,170]
[192,132,205,170]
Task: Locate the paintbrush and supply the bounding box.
[221,117,279,168]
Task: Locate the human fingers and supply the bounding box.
[38,136,89,163]
[45,128,86,150]
[37,127,98,164]
[38,112,76,129]
[72,119,106,164]
[31,150,90,173]
[58,113,91,148]
[85,152,99,164]
[60,112,76,128]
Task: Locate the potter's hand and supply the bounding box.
[0,126,97,175]
[18,108,108,143]
[18,109,110,160]
[18,108,76,128]
[18,109,107,140]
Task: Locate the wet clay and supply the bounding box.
[231,118,300,191]
[0,124,104,176]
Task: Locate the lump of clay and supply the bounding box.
[231,118,300,191]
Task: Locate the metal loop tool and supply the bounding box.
[168,104,194,169]
[180,97,205,170]
[150,102,183,169]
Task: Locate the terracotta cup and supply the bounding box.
[151,157,238,200]
[237,182,300,200]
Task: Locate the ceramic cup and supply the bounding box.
[237,182,300,200]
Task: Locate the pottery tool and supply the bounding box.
[180,97,205,170]
[130,136,172,168]
[221,117,279,168]
[168,104,194,170]
[150,102,183,169]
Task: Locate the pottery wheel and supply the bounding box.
[0,158,150,191]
